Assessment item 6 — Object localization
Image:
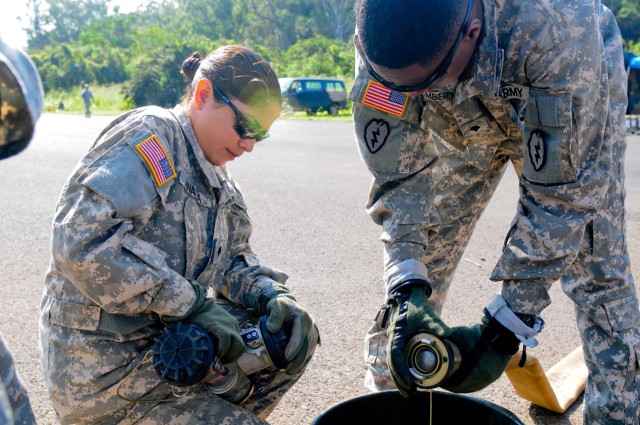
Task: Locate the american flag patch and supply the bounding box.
[135,135,176,186]
[362,80,408,117]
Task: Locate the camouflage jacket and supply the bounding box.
[41,105,288,335]
[350,0,627,296]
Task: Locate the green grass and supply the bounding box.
[44,83,134,116]
[44,84,354,122]
[279,105,354,122]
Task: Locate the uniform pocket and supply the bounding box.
[208,198,251,290]
[422,96,505,171]
[602,296,640,334]
[353,103,436,175]
[379,195,440,244]
[183,195,214,280]
[591,295,640,387]
[43,295,101,331]
[121,233,167,270]
[523,90,578,185]
[455,97,511,146]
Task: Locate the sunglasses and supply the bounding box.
[364,0,474,93]
[213,86,270,142]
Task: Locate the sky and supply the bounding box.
[0,0,150,49]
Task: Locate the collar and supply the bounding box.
[171,105,239,206]
[172,105,225,190]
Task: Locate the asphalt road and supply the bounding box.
[0,113,639,425]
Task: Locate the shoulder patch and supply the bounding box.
[135,135,176,186]
[527,129,546,171]
[362,80,408,117]
[364,119,390,153]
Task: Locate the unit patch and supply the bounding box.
[527,130,546,171]
[135,135,176,186]
[364,119,390,153]
[362,80,408,117]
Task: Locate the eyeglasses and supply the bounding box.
[364,0,474,93]
[213,86,270,142]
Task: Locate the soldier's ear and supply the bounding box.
[464,1,483,42]
[193,79,213,110]
[465,18,482,41]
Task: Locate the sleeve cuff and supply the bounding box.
[384,259,429,293]
[485,293,544,348]
[500,279,552,316]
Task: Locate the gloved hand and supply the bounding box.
[386,280,450,397]
[441,314,520,393]
[249,283,319,374]
[162,281,245,364]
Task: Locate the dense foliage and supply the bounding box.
[603,0,640,44]
[24,0,355,107]
[22,0,640,108]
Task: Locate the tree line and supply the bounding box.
[21,0,640,108]
[24,0,355,107]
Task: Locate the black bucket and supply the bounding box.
[312,390,524,424]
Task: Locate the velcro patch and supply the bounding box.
[362,80,408,117]
[527,130,546,171]
[364,119,390,153]
[135,135,176,186]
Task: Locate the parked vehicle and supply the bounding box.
[627,55,640,114]
[279,78,348,116]
[625,51,640,133]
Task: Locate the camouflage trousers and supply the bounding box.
[364,137,640,424]
[0,334,36,425]
[41,298,315,425]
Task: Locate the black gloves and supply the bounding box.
[385,279,528,395]
[442,312,521,393]
[386,280,451,396]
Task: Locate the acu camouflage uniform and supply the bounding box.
[351,1,640,423]
[0,336,36,425]
[40,105,310,424]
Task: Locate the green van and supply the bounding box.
[279,78,348,116]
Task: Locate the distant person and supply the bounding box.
[58,100,65,111]
[81,84,94,117]
[40,46,319,424]
[0,36,44,425]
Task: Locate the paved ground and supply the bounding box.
[0,113,639,424]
